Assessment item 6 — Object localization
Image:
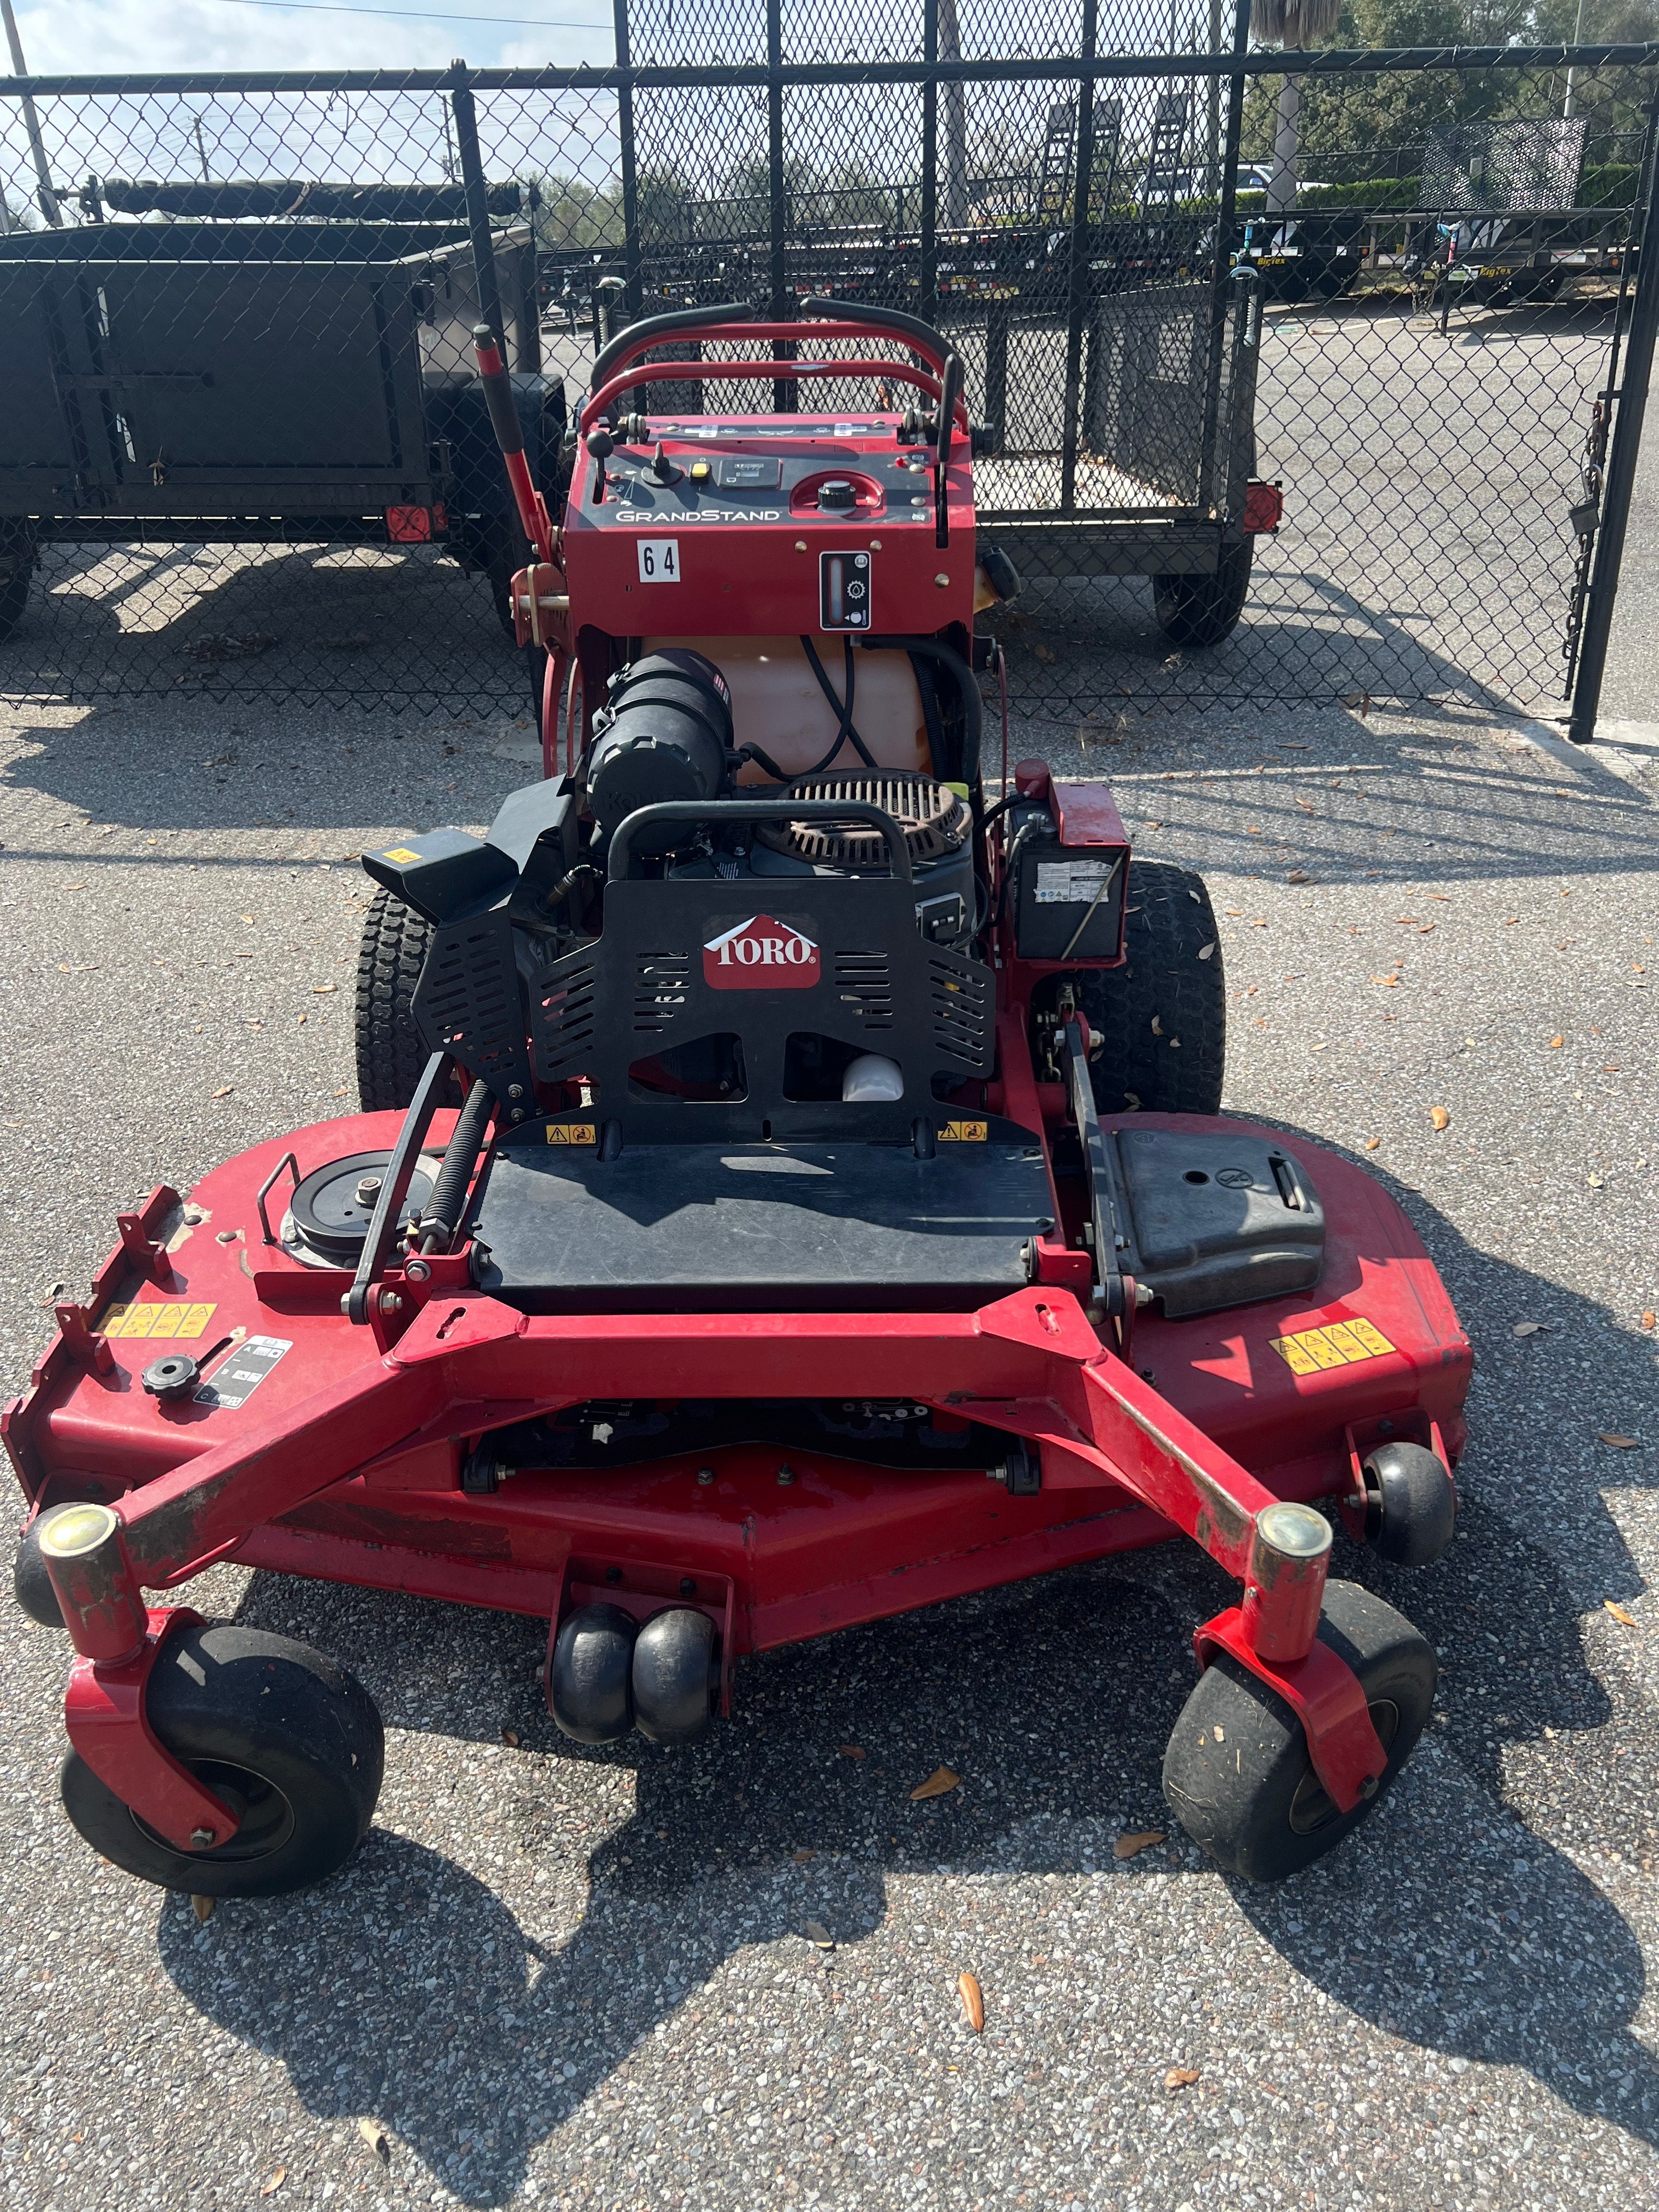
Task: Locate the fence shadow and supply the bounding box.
[147,1156,1659,2206]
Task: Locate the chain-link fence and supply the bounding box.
[3,15,1657,733]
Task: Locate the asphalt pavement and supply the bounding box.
[1,680,1656,2211]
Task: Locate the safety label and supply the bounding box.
[1034,859,1121,905]
[1268,1318,1398,1375]
[545,1122,597,1144]
[194,1335,292,1410]
[938,1120,988,1142]
[379,846,421,864]
[99,1300,217,1340]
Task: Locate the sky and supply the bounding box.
[5,0,620,75]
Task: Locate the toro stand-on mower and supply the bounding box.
[7,301,1468,1896]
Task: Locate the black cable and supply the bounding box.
[736,741,792,782]
[907,649,948,780]
[857,636,981,792]
[798,635,877,772]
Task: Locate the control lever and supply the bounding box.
[934,349,965,549]
[648,439,682,486]
[470,324,555,562]
[585,425,614,504]
[1059,1012,1131,1328]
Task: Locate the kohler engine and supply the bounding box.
[669,770,976,951]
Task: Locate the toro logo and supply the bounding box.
[703,914,821,990]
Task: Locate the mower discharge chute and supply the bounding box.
[5,302,1468,1897]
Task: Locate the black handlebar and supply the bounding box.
[590,299,755,392]
[798,294,951,363]
[607,798,915,882]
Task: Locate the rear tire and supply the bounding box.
[1163,1580,1436,1882]
[1066,859,1226,1116]
[60,1623,383,1897]
[354,887,464,1112]
[1153,539,1254,648]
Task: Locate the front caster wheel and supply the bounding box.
[1162,1580,1436,1882]
[60,1623,383,1897]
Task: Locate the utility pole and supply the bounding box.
[937,0,969,228]
[1565,0,1587,119]
[1,0,63,225]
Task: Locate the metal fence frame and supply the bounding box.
[4,32,1658,735]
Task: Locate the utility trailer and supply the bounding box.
[0,179,565,644]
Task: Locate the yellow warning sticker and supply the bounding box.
[544,1122,597,1145]
[380,847,421,864]
[938,1120,989,1143]
[1269,1317,1397,1376]
[99,1301,218,1341]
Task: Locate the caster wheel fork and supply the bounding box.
[1163,1579,1437,1882]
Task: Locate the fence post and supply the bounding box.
[613,0,642,322]
[1567,101,1659,746]
[767,0,795,410]
[1059,0,1100,516]
[0,0,61,226]
[920,0,939,325]
[984,303,1011,451]
[1195,0,1252,515]
[450,65,508,353]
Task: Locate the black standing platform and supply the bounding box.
[472,1119,1051,1312]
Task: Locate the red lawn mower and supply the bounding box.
[6,301,1468,1896]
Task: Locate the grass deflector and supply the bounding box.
[7,303,1465,1895]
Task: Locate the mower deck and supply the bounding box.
[5,1107,1466,1641]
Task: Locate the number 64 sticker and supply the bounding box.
[637,539,680,583]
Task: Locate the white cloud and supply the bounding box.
[10,0,613,75]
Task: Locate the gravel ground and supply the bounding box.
[1,689,1657,2210]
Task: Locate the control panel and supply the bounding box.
[561,413,975,639]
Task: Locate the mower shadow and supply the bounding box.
[150,1176,1659,2204]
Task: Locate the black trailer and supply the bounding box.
[0,179,565,644]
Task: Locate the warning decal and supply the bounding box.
[938,1120,989,1142]
[379,847,421,864]
[1268,1318,1398,1375]
[99,1301,217,1340]
[544,1122,597,1145]
[194,1335,292,1411]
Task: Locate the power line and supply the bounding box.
[202,0,614,29]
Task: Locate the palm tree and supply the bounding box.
[1253,0,1344,216]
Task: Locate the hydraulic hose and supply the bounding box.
[417,1079,495,1253]
[859,636,982,793]
[798,635,877,771]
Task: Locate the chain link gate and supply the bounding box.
[2,22,1656,734]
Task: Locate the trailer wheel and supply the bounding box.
[1153,540,1254,650]
[354,885,465,1112]
[1162,1581,1436,1883]
[60,1623,384,1897]
[1063,859,1225,1116]
[0,524,36,646]
[485,514,532,640]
